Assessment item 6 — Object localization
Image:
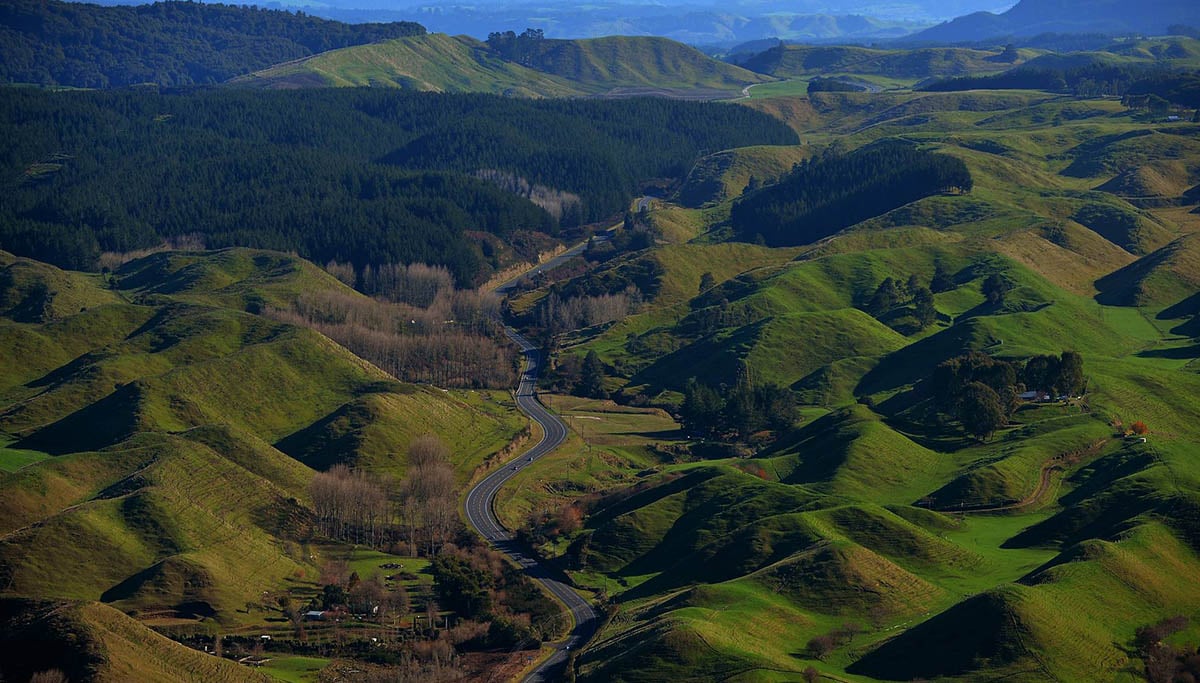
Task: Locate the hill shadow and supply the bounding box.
[15,383,142,455]
[856,319,988,395]
[1136,344,1200,360]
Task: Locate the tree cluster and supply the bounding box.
[730,139,972,247]
[265,286,516,389]
[981,273,1015,306]
[310,465,391,547]
[0,0,425,88]
[930,350,1085,440]
[0,88,795,280]
[306,436,461,556]
[864,273,939,332]
[358,263,455,308]
[680,377,796,440]
[1134,616,1199,683]
[1123,72,1200,109]
[535,291,637,336]
[485,28,546,66]
[517,503,583,548]
[399,436,459,557]
[429,545,560,647]
[806,622,864,661]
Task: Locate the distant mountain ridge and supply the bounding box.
[911,0,1200,43]
[222,0,1009,46]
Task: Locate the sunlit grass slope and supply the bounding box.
[235,33,768,97]
[542,88,1200,683]
[0,598,268,682]
[0,249,523,629]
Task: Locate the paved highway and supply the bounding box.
[463,326,599,682]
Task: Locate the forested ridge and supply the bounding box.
[0,0,425,88]
[0,87,797,284]
[731,139,972,247]
[922,60,1200,106]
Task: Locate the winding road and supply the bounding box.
[463,326,599,682]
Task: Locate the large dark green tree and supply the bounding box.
[578,351,608,399]
[913,286,937,328]
[681,378,722,436]
[1056,351,1085,396]
[430,555,493,618]
[959,382,1006,441]
[868,278,902,316]
[982,273,1014,306]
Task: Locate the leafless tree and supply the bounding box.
[400,436,458,556]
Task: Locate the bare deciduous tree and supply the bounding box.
[401,436,458,556]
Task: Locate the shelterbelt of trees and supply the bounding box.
[0,0,426,87]
[0,88,796,285]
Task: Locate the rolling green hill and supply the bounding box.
[7,35,1200,683]
[511,85,1200,683]
[677,145,814,208]
[0,248,524,636]
[233,33,582,95]
[739,43,1035,81]
[235,33,770,97]
[0,598,267,683]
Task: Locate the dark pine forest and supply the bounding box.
[0,88,797,285]
[0,0,426,88]
[731,139,972,247]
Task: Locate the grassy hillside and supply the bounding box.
[0,598,267,682]
[234,33,582,95]
[507,85,1200,683]
[740,44,1037,83]
[236,33,768,97]
[677,145,813,208]
[0,248,524,629]
[523,36,770,93]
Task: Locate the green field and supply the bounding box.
[0,436,49,472]
[259,656,329,683]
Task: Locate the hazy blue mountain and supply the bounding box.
[911,0,1200,43]
[112,0,1014,45]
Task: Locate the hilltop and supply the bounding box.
[738,43,1036,81]
[236,33,770,98]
